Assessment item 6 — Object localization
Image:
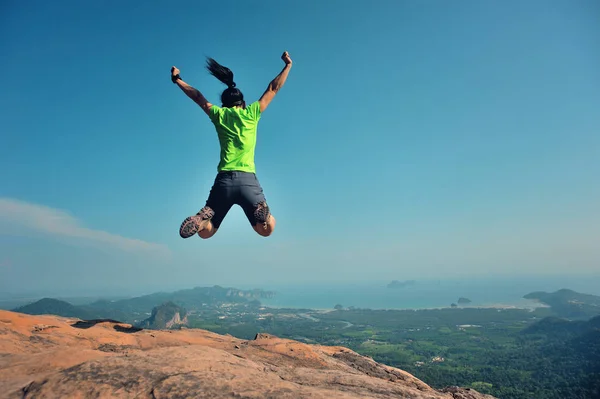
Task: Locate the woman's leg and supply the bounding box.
[198,218,218,239]
[238,173,276,237]
[252,201,276,237]
[179,173,233,239]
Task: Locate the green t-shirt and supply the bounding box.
[208,101,261,173]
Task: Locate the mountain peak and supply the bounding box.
[0,309,495,398]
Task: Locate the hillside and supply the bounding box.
[12,298,92,320]
[85,285,272,316]
[524,289,600,319]
[11,285,274,326]
[515,315,600,397]
[522,316,590,337]
[0,309,495,399]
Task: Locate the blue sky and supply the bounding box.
[1,0,599,296]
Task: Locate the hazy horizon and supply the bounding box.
[1,1,599,296]
[2,273,600,303]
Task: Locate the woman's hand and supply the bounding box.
[281,51,292,65]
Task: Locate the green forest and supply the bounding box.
[189,308,599,399]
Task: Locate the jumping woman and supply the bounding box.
[171,51,293,239]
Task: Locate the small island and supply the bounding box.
[458,297,472,305]
[387,280,416,289]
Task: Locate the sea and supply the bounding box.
[257,275,600,311]
[3,274,599,312]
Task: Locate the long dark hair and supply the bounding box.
[206,57,244,108]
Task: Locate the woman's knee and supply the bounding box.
[254,226,273,237]
[198,228,217,239]
[254,225,273,237]
[253,215,275,237]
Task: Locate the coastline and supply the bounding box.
[262,300,548,313]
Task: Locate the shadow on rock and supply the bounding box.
[70,319,143,333]
[71,319,123,329]
[114,325,143,333]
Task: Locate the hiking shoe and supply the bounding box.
[179,207,214,239]
[254,201,271,227]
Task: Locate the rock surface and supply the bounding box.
[0,310,496,399]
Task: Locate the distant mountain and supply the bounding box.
[524,289,600,319]
[13,298,92,319]
[87,285,274,316]
[457,297,472,305]
[11,286,274,326]
[387,280,416,289]
[139,301,187,330]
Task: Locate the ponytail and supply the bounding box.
[206,57,236,88]
[206,57,245,108]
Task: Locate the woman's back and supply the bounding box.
[208,101,262,173]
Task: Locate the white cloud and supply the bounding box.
[0,197,170,257]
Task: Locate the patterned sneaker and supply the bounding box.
[254,201,271,229]
[179,207,214,239]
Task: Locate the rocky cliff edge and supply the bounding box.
[0,310,495,399]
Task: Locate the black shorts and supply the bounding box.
[205,171,267,229]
